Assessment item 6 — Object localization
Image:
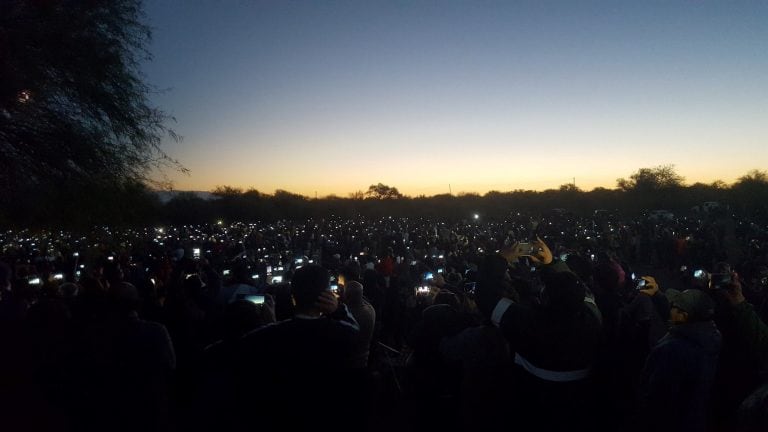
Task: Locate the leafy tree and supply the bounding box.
[735,169,768,185]
[559,183,581,192]
[710,180,728,189]
[273,189,307,201]
[348,190,366,200]
[731,170,768,212]
[366,183,403,199]
[616,165,685,192]
[212,186,243,197]
[242,188,262,198]
[0,0,183,223]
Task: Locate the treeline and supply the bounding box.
[4,167,768,229]
[165,170,768,224]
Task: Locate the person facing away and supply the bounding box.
[68,282,176,432]
[342,280,376,368]
[236,264,359,431]
[638,288,722,432]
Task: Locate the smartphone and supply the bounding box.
[425,272,434,281]
[464,282,476,294]
[244,295,265,305]
[416,286,431,295]
[193,248,201,259]
[517,243,533,254]
[251,274,259,280]
[694,269,707,279]
[107,256,114,262]
[223,269,231,276]
[710,273,732,289]
[53,273,64,281]
[437,268,444,274]
[635,278,647,289]
[28,277,41,286]
[330,284,339,293]
[271,276,283,284]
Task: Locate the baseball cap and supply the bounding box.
[666,289,715,321]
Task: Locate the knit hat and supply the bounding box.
[666,289,715,321]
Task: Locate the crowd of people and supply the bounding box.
[1,208,768,431]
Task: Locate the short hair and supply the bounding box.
[345,280,364,303]
[291,265,329,309]
[541,271,586,313]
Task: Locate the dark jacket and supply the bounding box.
[476,256,602,429]
[732,301,768,370]
[640,320,722,432]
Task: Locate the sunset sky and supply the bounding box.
[142,1,768,197]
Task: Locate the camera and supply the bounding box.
[244,295,265,305]
[416,286,431,296]
[518,243,538,255]
[710,273,732,290]
[464,282,476,295]
[694,269,708,280]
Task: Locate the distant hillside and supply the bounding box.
[154,190,219,204]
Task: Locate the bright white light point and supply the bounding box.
[473,213,480,220]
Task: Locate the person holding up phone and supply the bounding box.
[237,265,360,430]
[639,288,721,431]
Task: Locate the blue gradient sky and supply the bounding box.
[142,1,768,196]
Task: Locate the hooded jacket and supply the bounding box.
[640,320,722,432]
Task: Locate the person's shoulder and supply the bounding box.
[243,320,287,339]
[136,317,170,334]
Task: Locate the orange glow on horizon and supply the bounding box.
[162,170,750,198]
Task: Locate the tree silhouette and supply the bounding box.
[366,183,403,199]
[348,190,366,200]
[617,165,685,192]
[0,0,184,222]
